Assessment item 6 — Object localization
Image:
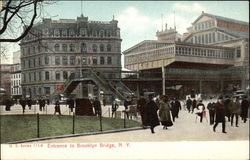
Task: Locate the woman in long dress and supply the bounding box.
[159,95,173,129]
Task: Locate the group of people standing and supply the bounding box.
[18,97,49,113]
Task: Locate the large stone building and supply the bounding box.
[123,12,249,97]
[11,50,22,99]
[20,15,122,99]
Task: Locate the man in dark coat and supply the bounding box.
[213,96,227,133]
[124,97,131,118]
[111,100,119,118]
[39,97,46,111]
[174,98,182,118]
[224,95,231,122]
[27,98,32,110]
[19,97,26,113]
[145,94,160,133]
[137,95,147,128]
[192,99,197,113]
[241,96,249,123]
[170,98,179,122]
[186,97,192,113]
[92,97,102,116]
[54,99,61,115]
[207,97,216,125]
[4,97,13,111]
[67,97,75,112]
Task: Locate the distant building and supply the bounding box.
[20,15,122,99]
[123,12,249,97]
[11,50,22,99]
[0,64,13,95]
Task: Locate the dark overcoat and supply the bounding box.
[145,100,160,127]
[215,102,226,122]
[137,98,148,126]
[241,99,249,118]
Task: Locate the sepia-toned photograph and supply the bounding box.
[0,1,249,159]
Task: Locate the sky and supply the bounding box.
[1,1,249,64]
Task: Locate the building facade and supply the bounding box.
[0,64,14,95]
[11,50,22,99]
[20,15,122,99]
[123,12,249,97]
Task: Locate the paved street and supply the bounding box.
[1,100,249,143]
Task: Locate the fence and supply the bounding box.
[0,103,142,143]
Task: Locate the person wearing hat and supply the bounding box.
[207,97,216,125]
[241,96,249,123]
[186,97,192,113]
[159,95,173,130]
[137,94,147,128]
[224,95,232,122]
[195,99,205,123]
[228,96,241,127]
[213,96,227,133]
[145,94,160,133]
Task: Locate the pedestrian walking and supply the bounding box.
[67,97,75,112]
[19,97,26,113]
[174,98,182,118]
[170,98,179,122]
[224,95,231,122]
[54,99,61,115]
[27,98,32,110]
[186,97,192,113]
[137,94,148,128]
[145,94,160,133]
[4,97,13,111]
[39,97,46,111]
[213,96,227,133]
[159,95,173,130]
[124,97,131,118]
[207,97,216,125]
[228,97,241,127]
[111,100,119,118]
[240,96,249,123]
[93,97,102,116]
[192,99,197,113]
[195,99,205,123]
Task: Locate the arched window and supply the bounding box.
[54,29,60,37]
[92,44,97,52]
[62,30,67,37]
[70,44,75,52]
[81,43,87,53]
[54,44,60,52]
[99,30,104,38]
[107,30,111,37]
[107,44,111,52]
[100,44,104,52]
[62,44,67,52]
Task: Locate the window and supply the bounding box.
[54,44,60,52]
[218,32,221,41]
[236,47,241,58]
[93,57,97,65]
[82,56,87,65]
[69,29,75,37]
[44,43,48,52]
[28,60,31,68]
[55,71,60,80]
[54,29,60,37]
[62,56,68,65]
[93,30,97,37]
[62,44,67,52]
[107,44,111,52]
[100,57,105,65]
[55,56,60,65]
[29,73,31,82]
[63,71,68,79]
[45,71,50,80]
[33,58,35,67]
[100,44,104,52]
[80,28,86,36]
[107,30,111,37]
[34,72,36,81]
[45,55,49,65]
[69,44,75,52]
[39,72,41,81]
[107,57,112,65]
[99,30,104,37]
[38,45,41,53]
[62,30,67,37]
[28,48,30,55]
[44,87,50,94]
[81,43,87,53]
[70,56,76,65]
[92,44,97,52]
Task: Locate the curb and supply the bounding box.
[7,127,144,144]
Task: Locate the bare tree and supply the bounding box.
[0,0,54,43]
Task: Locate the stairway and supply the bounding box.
[62,69,134,100]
